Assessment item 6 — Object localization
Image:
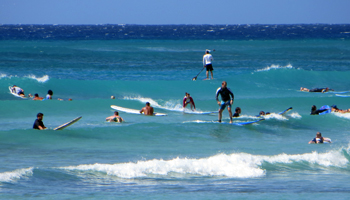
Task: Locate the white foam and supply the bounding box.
[333,112,350,119]
[24,75,49,83]
[289,112,302,119]
[255,64,293,72]
[0,167,33,183]
[61,149,349,179]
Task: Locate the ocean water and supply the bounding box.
[1,24,350,199]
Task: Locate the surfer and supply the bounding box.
[12,85,25,97]
[331,105,350,113]
[33,93,44,100]
[308,132,331,144]
[300,87,333,93]
[45,90,53,100]
[203,49,214,80]
[183,92,196,111]
[216,81,234,123]
[33,113,47,130]
[310,105,330,115]
[106,111,124,122]
[233,107,241,117]
[140,102,154,116]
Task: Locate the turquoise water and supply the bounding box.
[1,37,350,199]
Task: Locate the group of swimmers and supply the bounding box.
[11,85,73,101]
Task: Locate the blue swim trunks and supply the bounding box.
[220,101,232,110]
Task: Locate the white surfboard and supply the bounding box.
[53,116,82,130]
[9,86,27,99]
[111,105,167,116]
[183,110,218,115]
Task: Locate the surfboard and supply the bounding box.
[53,116,82,131]
[318,105,332,115]
[9,86,27,99]
[185,118,264,126]
[278,107,293,115]
[111,105,167,116]
[183,110,218,115]
[335,94,350,98]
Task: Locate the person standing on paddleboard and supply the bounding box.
[203,49,214,80]
[216,81,234,123]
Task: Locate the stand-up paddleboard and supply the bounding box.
[278,107,293,115]
[53,116,82,130]
[9,86,27,99]
[111,105,167,116]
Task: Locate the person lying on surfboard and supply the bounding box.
[310,105,330,115]
[12,85,26,97]
[308,132,331,144]
[140,102,154,116]
[300,87,333,93]
[106,111,124,122]
[331,105,350,113]
[183,92,196,111]
[33,113,47,130]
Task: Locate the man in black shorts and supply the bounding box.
[203,49,214,80]
[33,113,46,130]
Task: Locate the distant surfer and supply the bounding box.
[300,87,333,93]
[310,105,330,115]
[331,105,350,113]
[233,107,241,117]
[216,81,234,123]
[33,93,44,100]
[258,111,271,116]
[33,113,47,130]
[203,49,214,80]
[106,111,124,122]
[308,132,331,144]
[12,85,25,97]
[183,92,196,111]
[45,90,53,100]
[140,102,154,116]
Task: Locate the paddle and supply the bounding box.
[192,67,205,81]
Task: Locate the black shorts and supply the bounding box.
[206,64,213,71]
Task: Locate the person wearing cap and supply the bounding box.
[309,132,331,144]
[183,92,196,111]
[203,49,214,80]
[216,81,234,123]
[140,102,154,116]
[331,105,350,113]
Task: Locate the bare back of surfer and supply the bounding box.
[140,102,154,116]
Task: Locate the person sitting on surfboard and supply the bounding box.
[308,132,331,144]
[106,111,124,122]
[33,113,46,130]
[216,81,234,123]
[140,102,154,116]
[33,93,44,101]
[300,87,333,93]
[203,49,214,80]
[183,92,196,111]
[233,107,241,117]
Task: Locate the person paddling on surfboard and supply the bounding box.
[140,102,154,116]
[12,85,26,97]
[300,87,333,93]
[183,92,196,111]
[203,49,214,80]
[216,81,234,123]
[33,113,46,130]
[106,111,124,122]
[308,132,331,144]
